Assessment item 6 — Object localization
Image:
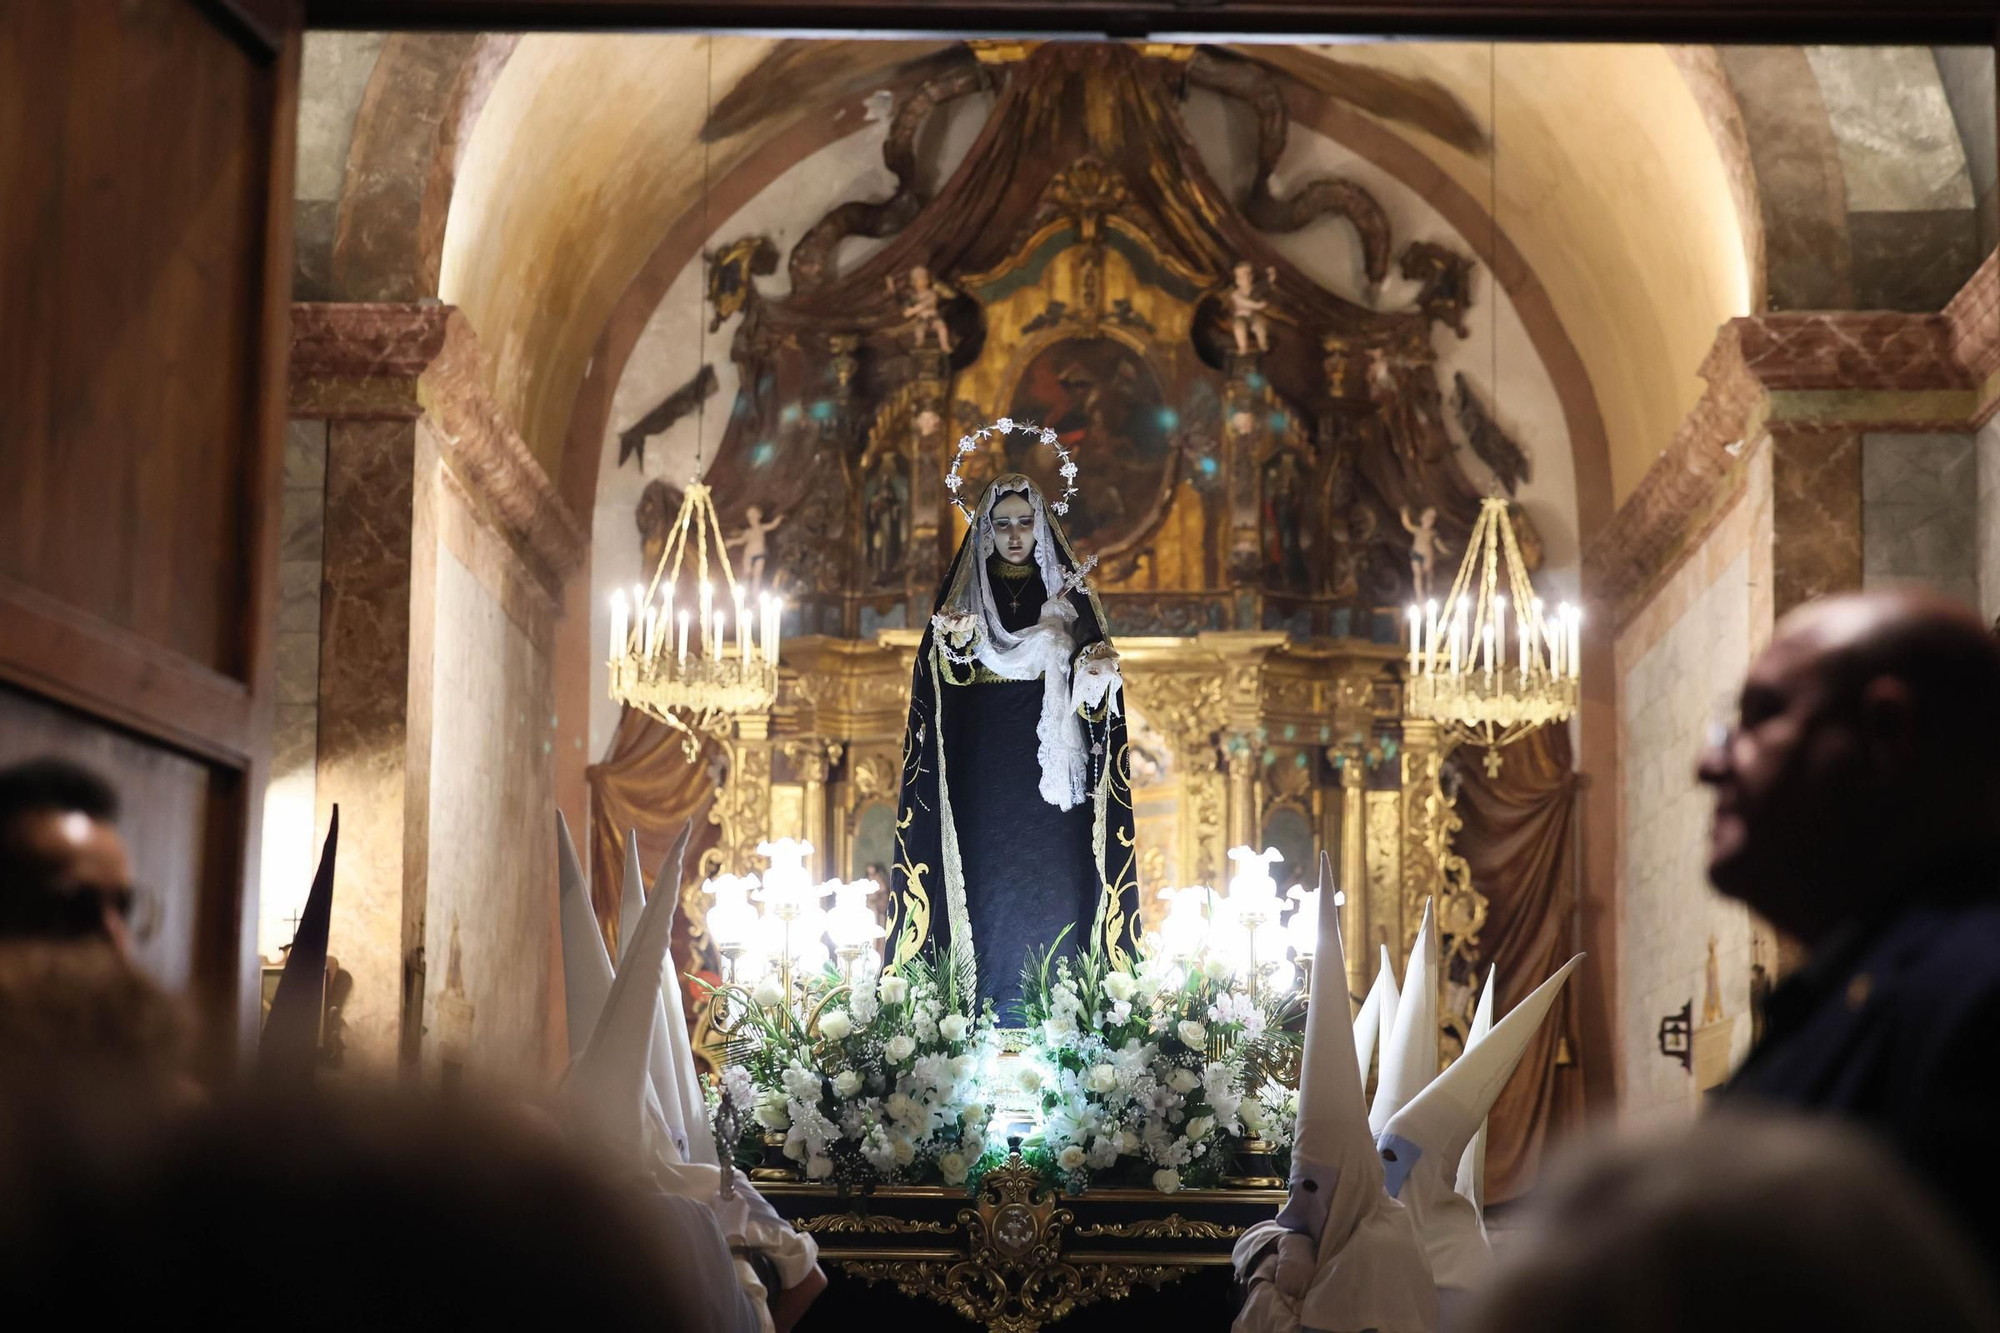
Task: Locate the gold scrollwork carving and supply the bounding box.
[1070,1215,1244,1241]
[837,1155,1199,1333]
[795,1213,958,1236]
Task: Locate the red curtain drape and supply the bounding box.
[1449,724,1585,1204]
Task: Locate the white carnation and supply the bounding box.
[1152,1168,1181,1194]
[885,1034,916,1064]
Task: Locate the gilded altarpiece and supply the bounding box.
[622,40,1529,1326]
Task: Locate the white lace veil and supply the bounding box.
[936,474,1089,810]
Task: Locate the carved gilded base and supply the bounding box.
[765,1154,1272,1333]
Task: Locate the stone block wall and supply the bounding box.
[1613,447,1771,1123]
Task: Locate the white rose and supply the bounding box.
[878,974,910,1006]
[951,1054,978,1082]
[753,976,786,1008]
[1087,1064,1118,1095]
[1240,1100,1268,1137]
[939,1151,970,1185]
[1043,1015,1077,1044]
[1152,1168,1182,1194]
[1116,1128,1141,1153]
[1203,955,1233,981]
[819,1009,853,1041]
[1058,1145,1087,1172]
[891,1135,916,1166]
[1103,972,1138,1003]
[832,1069,863,1098]
[1018,1065,1045,1094]
[1186,1115,1215,1141]
[754,1095,790,1131]
[806,1155,835,1180]
[939,1014,970,1042]
[1167,1067,1202,1094]
[1177,1020,1208,1048]
[885,1034,916,1064]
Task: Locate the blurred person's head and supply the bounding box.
[0,1090,704,1328]
[0,758,137,954]
[1696,589,2000,943]
[1462,1113,1999,1333]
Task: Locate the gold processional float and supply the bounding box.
[599,42,1582,1332]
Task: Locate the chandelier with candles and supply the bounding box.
[1405,496,1579,776]
[608,481,782,761]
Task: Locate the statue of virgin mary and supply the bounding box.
[886,472,1138,1016]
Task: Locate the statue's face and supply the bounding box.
[991,493,1036,564]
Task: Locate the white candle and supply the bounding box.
[1552,604,1567,678]
[644,607,657,658]
[677,610,691,666]
[1568,606,1582,680]
[1407,606,1421,677]
[1482,621,1494,686]
[1424,600,1438,674]
[713,610,726,661]
[699,579,714,650]
[1493,596,1506,680]
[610,591,628,660]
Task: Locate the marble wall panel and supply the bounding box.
[1978,417,2000,625]
[1861,432,1979,608]
[1771,431,1863,618]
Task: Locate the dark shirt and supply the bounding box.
[1723,891,2000,1273]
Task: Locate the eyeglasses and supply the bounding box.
[5,881,160,945]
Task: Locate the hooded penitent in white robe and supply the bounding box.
[558,814,816,1327]
[1233,854,1438,1333]
[1377,954,1583,1296]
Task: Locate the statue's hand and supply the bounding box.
[934,611,979,646]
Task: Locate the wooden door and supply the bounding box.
[0,0,301,1070]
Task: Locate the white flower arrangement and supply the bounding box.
[1012,926,1301,1194]
[944,417,1079,522]
[708,957,996,1190]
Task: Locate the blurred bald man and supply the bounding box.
[1697,589,2000,1269]
[0,759,137,956]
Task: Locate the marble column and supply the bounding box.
[314,416,425,1071]
[1337,747,1368,1000]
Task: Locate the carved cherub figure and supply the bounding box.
[888,264,955,353]
[1229,261,1278,354]
[727,504,785,591]
[1399,504,1451,605]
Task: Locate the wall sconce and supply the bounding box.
[1657,999,1692,1072]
